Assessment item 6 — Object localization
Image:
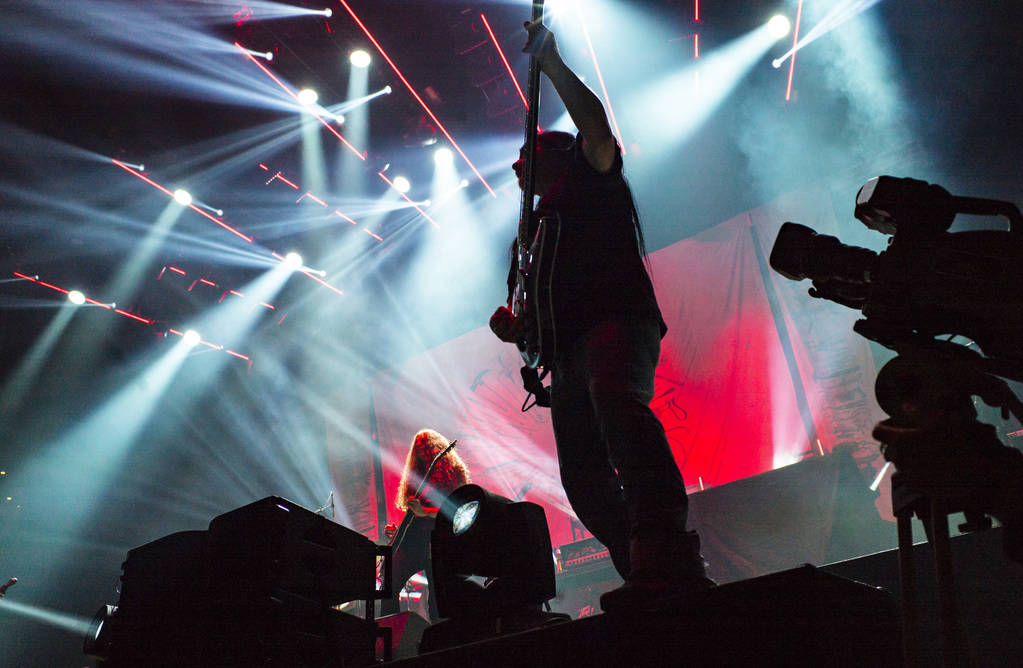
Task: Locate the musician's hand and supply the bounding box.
[523,20,560,70]
[490,305,523,343]
[406,497,437,518]
[384,523,397,541]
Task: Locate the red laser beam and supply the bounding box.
[377,172,439,228]
[114,160,345,295]
[261,161,382,243]
[573,4,625,155]
[268,171,299,189]
[115,308,153,324]
[111,160,254,242]
[84,297,112,309]
[269,250,345,296]
[481,13,527,110]
[234,42,366,161]
[333,209,358,225]
[335,0,495,197]
[297,191,328,207]
[786,1,804,101]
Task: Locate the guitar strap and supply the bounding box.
[520,365,551,411]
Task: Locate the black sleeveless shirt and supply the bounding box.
[526,135,666,349]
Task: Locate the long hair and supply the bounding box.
[395,429,471,513]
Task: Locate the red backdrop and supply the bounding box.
[369,186,890,550]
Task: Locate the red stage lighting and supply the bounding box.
[334,1,495,197]
[480,13,527,111]
[573,4,625,155]
[377,171,438,229]
[786,1,804,101]
[235,43,366,161]
[111,160,253,243]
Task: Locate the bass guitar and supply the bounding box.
[511,0,550,370]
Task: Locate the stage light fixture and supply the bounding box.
[392,176,411,193]
[768,15,791,39]
[297,88,319,105]
[434,147,454,167]
[182,330,201,347]
[335,113,346,125]
[82,604,117,659]
[384,85,392,94]
[67,290,86,305]
[424,484,567,651]
[265,52,273,62]
[322,8,333,18]
[350,49,371,68]
[433,485,556,605]
[284,251,304,269]
[452,499,480,535]
[173,189,193,206]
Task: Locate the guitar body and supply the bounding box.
[512,213,560,369]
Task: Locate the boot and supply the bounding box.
[599,530,715,613]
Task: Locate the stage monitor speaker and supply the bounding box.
[206,495,382,606]
[89,498,384,668]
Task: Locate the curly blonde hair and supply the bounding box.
[395,429,471,513]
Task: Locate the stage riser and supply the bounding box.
[383,565,901,667]
[823,526,1023,668]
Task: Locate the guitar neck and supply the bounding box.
[518,0,546,248]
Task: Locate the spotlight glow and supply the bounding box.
[434,147,454,166]
[284,251,304,269]
[67,290,85,305]
[297,88,319,105]
[350,50,371,68]
[452,500,480,535]
[384,85,392,94]
[173,189,192,206]
[768,15,792,39]
[182,330,201,347]
[322,8,333,18]
[392,176,411,193]
[265,52,273,62]
[335,114,345,125]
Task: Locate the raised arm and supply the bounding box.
[523,21,617,173]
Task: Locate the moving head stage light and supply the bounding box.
[422,484,569,652]
[770,176,1023,562]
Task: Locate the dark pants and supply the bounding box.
[550,319,692,579]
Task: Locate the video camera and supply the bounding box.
[770,175,1023,381]
[769,176,1023,562]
